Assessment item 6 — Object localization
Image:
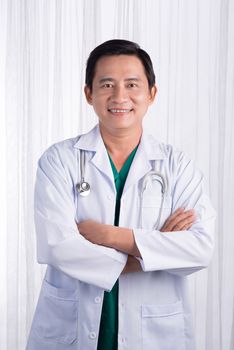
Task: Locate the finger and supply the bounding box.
[171,214,196,231]
[172,213,195,230]
[164,208,185,224]
[164,209,194,228]
[180,223,193,231]
[163,211,194,231]
[181,214,196,230]
[161,208,185,231]
[161,209,195,232]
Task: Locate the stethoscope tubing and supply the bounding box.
[140,170,167,229]
[77,150,167,228]
[76,149,90,196]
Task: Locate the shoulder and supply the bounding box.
[38,136,80,166]
[145,133,193,165]
[144,133,201,178]
[39,124,100,163]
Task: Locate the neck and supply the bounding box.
[99,124,142,171]
[100,125,142,154]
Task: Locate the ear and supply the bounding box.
[84,86,93,105]
[148,85,157,105]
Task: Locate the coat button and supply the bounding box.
[94,296,101,303]
[107,194,114,201]
[89,332,97,339]
[118,334,126,344]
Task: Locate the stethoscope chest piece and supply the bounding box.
[76,181,90,197]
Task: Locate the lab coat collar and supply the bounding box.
[73,124,166,161]
[73,124,166,192]
[73,124,103,152]
[139,130,166,161]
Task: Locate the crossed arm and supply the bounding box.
[77,208,196,274]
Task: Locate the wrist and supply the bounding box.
[108,225,120,247]
[110,226,137,255]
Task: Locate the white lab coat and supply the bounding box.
[26,124,215,350]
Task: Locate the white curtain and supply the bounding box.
[0,0,233,349]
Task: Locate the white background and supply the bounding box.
[0,0,233,349]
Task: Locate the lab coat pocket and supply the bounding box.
[141,195,172,229]
[141,300,185,350]
[32,279,78,344]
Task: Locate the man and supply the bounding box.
[26,39,215,350]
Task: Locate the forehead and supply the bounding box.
[93,55,147,80]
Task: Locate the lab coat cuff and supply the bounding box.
[133,228,157,271]
[44,236,128,291]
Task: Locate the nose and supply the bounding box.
[110,85,128,104]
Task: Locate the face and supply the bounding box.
[84,55,157,135]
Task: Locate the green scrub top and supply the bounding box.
[97,145,138,350]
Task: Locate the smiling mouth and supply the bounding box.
[108,108,133,114]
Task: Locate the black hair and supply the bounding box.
[85,39,156,91]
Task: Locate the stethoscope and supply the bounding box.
[76,149,167,228]
[140,170,167,229]
[76,149,91,197]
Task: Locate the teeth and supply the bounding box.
[109,109,131,113]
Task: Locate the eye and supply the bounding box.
[102,83,113,88]
[127,83,138,88]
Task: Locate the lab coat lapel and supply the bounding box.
[123,132,165,194]
[90,147,114,185]
[73,125,114,185]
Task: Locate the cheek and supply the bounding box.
[92,97,106,110]
[132,92,151,105]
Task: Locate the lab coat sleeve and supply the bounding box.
[133,151,216,276]
[34,145,127,291]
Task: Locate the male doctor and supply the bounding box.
[26,39,215,350]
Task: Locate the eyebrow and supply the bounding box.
[98,77,141,84]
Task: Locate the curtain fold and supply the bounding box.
[0,0,233,349]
